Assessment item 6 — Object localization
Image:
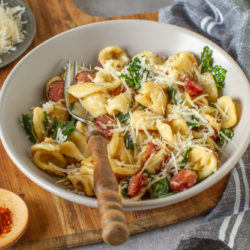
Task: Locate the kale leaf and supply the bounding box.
[201,46,213,73]
[216,128,234,147]
[201,46,227,89]
[51,119,75,143]
[43,111,49,130]
[116,112,130,125]
[124,132,135,150]
[186,121,200,128]
[120,57,151,90]
[50,119,59,139]
[121,179,130,198]
[209,103,217,108]
[187,115,200,128]
[181,148,193,164]
[212,65,226,88]
[21,114,38,144]
[167,86,177,104]
[151,177,169,198]
[138,103,146,109]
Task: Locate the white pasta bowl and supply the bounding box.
[0,20,249,210]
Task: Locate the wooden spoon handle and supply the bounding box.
[87,130,129,246]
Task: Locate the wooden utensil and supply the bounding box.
[88,131,129,245]
[64,62,129,245]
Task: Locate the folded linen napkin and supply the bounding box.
[159,0,250,249]
[159,0,250,80]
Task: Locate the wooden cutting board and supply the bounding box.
[0,0,229,249]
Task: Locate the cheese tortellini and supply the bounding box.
[165,51,198,77]
[67,157,95,196]
[31,138,67,176]
[217,96,237,128]
[21,46,238,201]
[98,46,129,69]
[107,92,131,115]
[189,147,217,179]
[67,82,108,117]
[95,71,122,90]
[156,121,174,143]
[130,110,158,130]
[135,82,167,115]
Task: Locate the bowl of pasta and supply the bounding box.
[0,20,249,210]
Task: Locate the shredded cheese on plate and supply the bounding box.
[0,1,25,62]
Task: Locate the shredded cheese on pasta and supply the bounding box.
[23,46,237,201]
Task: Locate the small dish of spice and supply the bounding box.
[0,188,28,249]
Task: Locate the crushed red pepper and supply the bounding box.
[0,207,12,237]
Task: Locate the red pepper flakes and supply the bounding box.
[0,207,12,237]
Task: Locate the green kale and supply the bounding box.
[43,111,49,130]
[209,103,217,108]
[201,46,213,73]
[216,128,234,147]
[212,65,227,88]
[51,119,75,142]
[124,132,135,150]
[21,114,39,144]
[138,103,146,109]
[70,116,76,123]
[121,179,130,198]
[50,119,59,139]
[129,100,135,109]
[201,46,227,89]
[116,112,130,125]
[187,115,200,128]
[181,148,193,164]
[186,121,199,128]
[120,57,151,90]
[151,177,169,198]
[167,86,177,104]
[58,121,75,137]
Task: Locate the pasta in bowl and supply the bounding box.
[21,45,237,201]
[0,20,249,210]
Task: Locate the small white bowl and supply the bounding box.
[0,20,249,210]
[0,189,29,249]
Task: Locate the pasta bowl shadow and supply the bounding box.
[0,20,249,210]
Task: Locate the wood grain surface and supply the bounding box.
[0,0,228,249]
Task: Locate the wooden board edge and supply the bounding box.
[9,208,215,250]
[10,175,228,250]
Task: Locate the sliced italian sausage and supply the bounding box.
[94,115,116,139]
[48,80,65,102]
[75,71,95,83]
[169,169,198,192]
[127,172,148,198]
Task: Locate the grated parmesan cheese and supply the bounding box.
[55,127,67,144]
[0,1,26,61]
[23,46,237,201]
[42,101,55,114]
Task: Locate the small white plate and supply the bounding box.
[0,0,36,68]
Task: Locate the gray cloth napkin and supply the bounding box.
[159,0,250,80]
[159,0,250,249]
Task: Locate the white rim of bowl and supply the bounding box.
[0,20,249,210]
